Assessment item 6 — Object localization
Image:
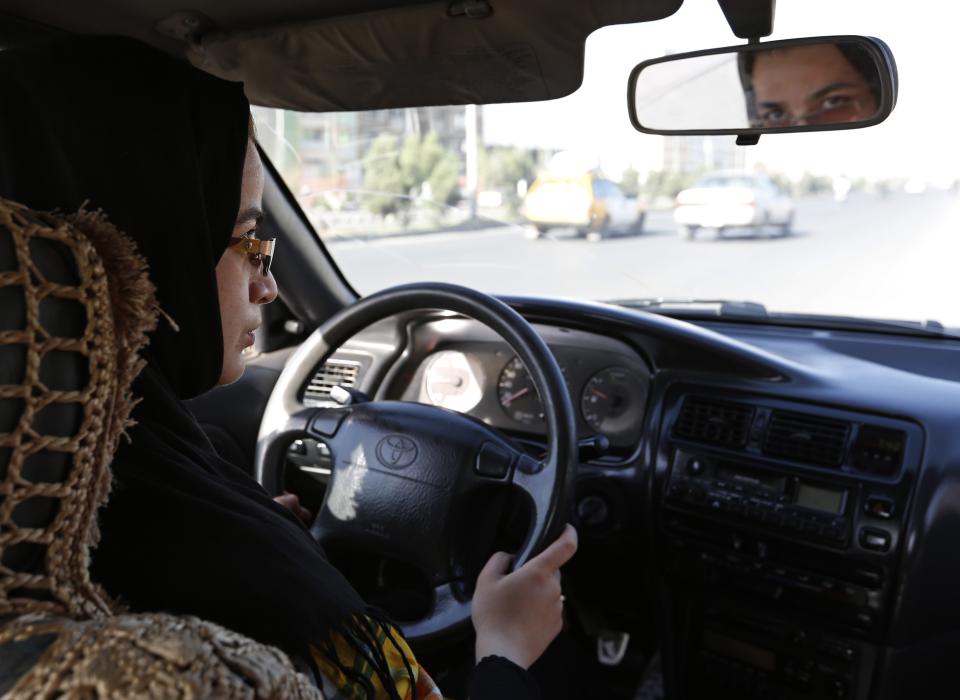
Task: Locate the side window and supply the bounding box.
[594,179,618,198]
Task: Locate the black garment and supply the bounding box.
[468,657,541,700]
[0,35,537,700]
[0,33,379,681]
[0,35,245,399]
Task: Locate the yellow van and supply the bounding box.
[522,172,645,241]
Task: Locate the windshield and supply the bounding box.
[254,0,960,331]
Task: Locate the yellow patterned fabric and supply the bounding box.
[311,617,443,700]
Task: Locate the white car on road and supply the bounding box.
[674,172,795,239]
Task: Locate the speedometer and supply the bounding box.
[580,367,648,434]
[497,357,543,425]
[497,356,572,425]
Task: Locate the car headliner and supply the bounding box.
[1,0,683,111]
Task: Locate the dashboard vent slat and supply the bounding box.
[673,397,754,448]
[763,410,850,467]
[303,360,359,402]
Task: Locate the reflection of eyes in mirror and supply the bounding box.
[630,39,888,133]
[740,43,880,128]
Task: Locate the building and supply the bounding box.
[357,106,476,158]
[253,105,479,197]
[661,135,745,174]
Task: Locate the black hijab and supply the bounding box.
[0,35,402,692]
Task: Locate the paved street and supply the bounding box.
[327,190,960,329]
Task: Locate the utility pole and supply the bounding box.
[274,109,286,174]
[465,103,479,219]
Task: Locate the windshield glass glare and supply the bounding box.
[254,0,960,330]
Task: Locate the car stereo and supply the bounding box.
[660,447,913,699]
[665,450,853,548]
[656,392,920,700]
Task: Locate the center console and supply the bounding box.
[656,391,921,700]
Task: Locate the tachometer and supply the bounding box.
[580,367,648,434]
[497,356,543,425]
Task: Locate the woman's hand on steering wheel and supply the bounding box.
[273,491,313,525]
[471,524,578,669]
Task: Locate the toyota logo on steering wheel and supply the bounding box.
[375,435,419,469]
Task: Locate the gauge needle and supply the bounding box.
[503,387,530,405]
[591,388,610,400]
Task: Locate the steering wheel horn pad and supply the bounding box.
[255,283,577,642]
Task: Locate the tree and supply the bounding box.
[797,171,832,196]
[768,172,793,196]
[361,131,462,220]
[643,169,701,200]
[400,131,461,208]
[620,167,640,197]
[400,132,441,187]
[428,150,461,206]
[481,147,537,212]
[361,133,406,217]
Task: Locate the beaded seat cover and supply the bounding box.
[0,198,322,699]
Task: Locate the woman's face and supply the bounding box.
[751,44,879,127]
[215,139,277,385]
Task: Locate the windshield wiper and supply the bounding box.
[611,298,958,338]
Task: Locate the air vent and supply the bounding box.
[673,397,754,448]
[303,359,359,403]
[763,410,850,467]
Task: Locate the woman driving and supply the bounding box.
[0,35,576,700]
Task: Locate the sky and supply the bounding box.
[483,0,960,183]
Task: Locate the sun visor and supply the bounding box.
[187,0,682,111]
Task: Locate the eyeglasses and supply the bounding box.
[228,236,276,276]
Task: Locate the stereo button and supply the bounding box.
[829,677,849,698]
[823,526,843,541]
[708,495,727,511]
[854,567,883,588]
[859,527,891,552]
[864,496,896,519]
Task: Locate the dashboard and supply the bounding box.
[237,297,960,700]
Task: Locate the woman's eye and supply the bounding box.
[819,94,855,111]
[760,108,786,123]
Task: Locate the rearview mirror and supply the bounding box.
[628,36,897,135]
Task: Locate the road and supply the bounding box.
[326,190,960,329]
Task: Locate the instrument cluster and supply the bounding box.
[407,340,651,449]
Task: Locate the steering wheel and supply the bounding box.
[255,283,577,642]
